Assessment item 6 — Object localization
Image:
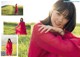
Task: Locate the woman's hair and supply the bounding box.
[20,18,23,22]
[41,0,76,32]
[8,38,11,43]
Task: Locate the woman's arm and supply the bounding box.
[33,23,79,55]
[38,24,65,36]
[16,23,21,30]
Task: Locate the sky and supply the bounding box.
[1,0,80,24]
[1,35,18,45]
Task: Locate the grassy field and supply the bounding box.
[1,44,17,56]
[1,5,23,15]
[4,22,80,57]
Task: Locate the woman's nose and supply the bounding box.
[58,16,63,22]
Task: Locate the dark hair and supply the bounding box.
[20,18,23,22]
[41,0,76,32]
[8,38,11,43]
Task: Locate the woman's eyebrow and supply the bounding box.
[56,11,61,14]
[62,10,69,17]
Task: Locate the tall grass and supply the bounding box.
[1,5,23,15]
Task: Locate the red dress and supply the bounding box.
[28,22,80,57]
[15,4,18,14]
[16,22,27,35]
[6,42,12,55]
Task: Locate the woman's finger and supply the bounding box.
[38,26,44,31]
[45,28,51,33]
[38,25,45,31]
[40,27,48,33]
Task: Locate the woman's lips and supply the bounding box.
[55,21,61,26]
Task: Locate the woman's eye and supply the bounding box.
[57,12,61,16]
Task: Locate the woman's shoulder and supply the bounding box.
[19,22,25,24]
[33,22,53,36]
[34,22,42,26]
[33,22,42,30]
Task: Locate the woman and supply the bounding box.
[14,4,18,15]
[6,38,12,56]
[28,0,80,57]
[15,18,27,35]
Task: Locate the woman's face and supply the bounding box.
[51,10,69,29]
[8,39,11,42]
[20,18,23,22]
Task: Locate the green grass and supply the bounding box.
[18,35,30,57]
[1,5,23,15]
[2,5,14,15]
[4,22,80,57]
[1,44,17,56]
[72,24,80,36]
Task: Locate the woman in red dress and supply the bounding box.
[28,0,80,57]
[6,38,12,56]
[14,4,18,15]
[15,18,27,35]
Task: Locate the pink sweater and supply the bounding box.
[28,23,80,57]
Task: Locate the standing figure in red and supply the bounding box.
[6,38,12,56]
[14,4,18,15]
[15,18,27,35]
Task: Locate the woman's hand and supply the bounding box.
[38,24,64,36]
